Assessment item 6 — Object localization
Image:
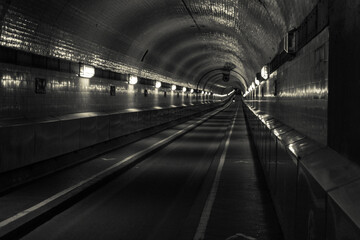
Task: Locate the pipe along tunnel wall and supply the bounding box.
[243,101,360,240]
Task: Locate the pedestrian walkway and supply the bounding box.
[199,102,284,240]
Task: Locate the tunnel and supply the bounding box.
[0,0,359,239]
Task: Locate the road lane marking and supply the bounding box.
[225,233,257,240]
[193,105,239,240]
[0,103,231,231]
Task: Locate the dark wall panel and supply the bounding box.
[328,0,360,163]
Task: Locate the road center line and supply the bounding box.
[193,105,238,240]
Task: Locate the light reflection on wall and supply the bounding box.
[244,29,329,145]
[1,74,23,88]
[0,9,181,88]
[193,0,236,28]
[154,88,159,106]
[79,77,90,90]
[199,32,241,53]
[127,84,135,93]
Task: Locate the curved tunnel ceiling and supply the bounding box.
[0,0,318,93]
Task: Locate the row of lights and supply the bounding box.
[130,77,213,95]
[79,64,210,95]
[243,65,269,97]
[133,77,192,93]
[133,79,213,95]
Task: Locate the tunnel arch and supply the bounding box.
[0,0,319,94]
[201,70,247,91]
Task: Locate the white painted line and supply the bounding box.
[193,105,239,240]
[0,104,229,230]
[225,233,257,240]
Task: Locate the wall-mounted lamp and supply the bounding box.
[171,85,176,91]
[190,89,194,93]
[129,75,138,85]
[155,81,161,88]
[79,64,95,78]
[182,87,187,92]
[261,65,269,80]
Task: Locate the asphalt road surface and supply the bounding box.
[22,106,236,240]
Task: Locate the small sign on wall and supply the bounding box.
[35,78,46,94]
[110,85,116,96]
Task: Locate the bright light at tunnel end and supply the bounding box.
[182,87,187,92]
[171,85,176,91]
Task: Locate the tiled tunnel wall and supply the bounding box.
[242,8,360,237]
[0,0,170,83]
[0,63,218,120]
[0,58,228,190]
[244,27,328,145]
[0,0,318,89]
